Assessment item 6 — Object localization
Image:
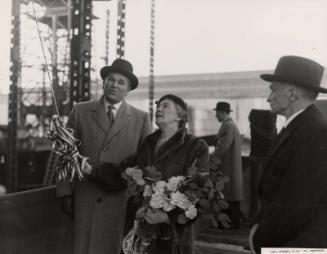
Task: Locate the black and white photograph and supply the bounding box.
[0,0,327,253]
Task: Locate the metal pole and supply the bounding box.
[148,0,155,123]
[116,0,126,58]
[104,9,110,65]
[7,0,21,192]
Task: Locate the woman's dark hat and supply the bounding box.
[156,94,188,111]
[100,58,138,90]
[260,55,327,93]
[213,102,233,112]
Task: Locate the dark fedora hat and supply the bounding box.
[100,58,138,90]
[260,55,327,93]
[213,102,233,112]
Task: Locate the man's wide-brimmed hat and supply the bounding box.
[260,55,327,93]
[213,102,233,112]
[100,58,138,90]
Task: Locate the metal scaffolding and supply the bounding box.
[116,0,126,58]
[69,0,92,108]
[7,0,22,192]
[7,0,93,191]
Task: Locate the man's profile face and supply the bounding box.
[267,81,293,116]
[103,72,131,104]
[215,110,225,122]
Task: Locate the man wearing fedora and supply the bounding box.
[209,102,243,228]
[56,58,152,254]
[249,56,327,253]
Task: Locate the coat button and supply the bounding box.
[102,147,107,152]
[97,197,103,203]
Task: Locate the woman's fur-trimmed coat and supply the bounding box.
[94,128,209,254]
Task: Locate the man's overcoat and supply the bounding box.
[57,97,152,254]
[253,105,327,253]
[209,117,243,201]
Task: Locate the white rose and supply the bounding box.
[170,191,192,210]
[163,201,175,212]
[167,176,185,192]
[185,205,197,219]
[153,181,167,194]
[150,193,165,209]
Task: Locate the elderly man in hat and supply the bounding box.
[209,101,243,228]
[56,58,152,254]
[249,56,327,253]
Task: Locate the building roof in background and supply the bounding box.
[131,70,327,100]
[1,69,326,126]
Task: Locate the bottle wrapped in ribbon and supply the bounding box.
[48,115,88,181]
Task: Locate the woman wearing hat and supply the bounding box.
[84,94,209,254]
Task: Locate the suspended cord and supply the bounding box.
[31,0,59,116]
[30,0,87,182]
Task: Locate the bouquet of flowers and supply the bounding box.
[122,163,230,254]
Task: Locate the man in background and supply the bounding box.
[209,101,243,228]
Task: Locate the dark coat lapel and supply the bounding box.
[91,97,110,133]
[261,104,316,177]
[152,129,186,165]
[105,100,130,143]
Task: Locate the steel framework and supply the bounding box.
[7,0,94,192]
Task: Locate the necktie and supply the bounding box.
[107,105,115,128]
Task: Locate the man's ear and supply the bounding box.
[288,87,298,102]
[127,80,132,92]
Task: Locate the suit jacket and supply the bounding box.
[209,117,243,201]
[56,97,152,254]
[253,104,327,253]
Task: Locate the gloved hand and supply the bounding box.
[59,196,74,219]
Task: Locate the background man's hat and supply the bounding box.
[260,55,327,93]
[100,58,138,90]
[213,102,233,112]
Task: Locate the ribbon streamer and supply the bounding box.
[48,116,87,181]
[30,1,87,181]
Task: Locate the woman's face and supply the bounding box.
[155,99,180,127]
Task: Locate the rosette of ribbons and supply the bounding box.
[48,115,88,181]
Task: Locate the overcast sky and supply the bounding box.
[1,0,327,94]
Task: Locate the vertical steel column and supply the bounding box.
[104,9,110,65]
[70,0,92,109]
[148,0,156,122]
[116,0,126,58]
[7,0,21,192]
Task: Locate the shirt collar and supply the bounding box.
[222,116,231,123]
[284,109,304,128]
[104,100,123,111]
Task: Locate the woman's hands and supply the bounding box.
[145,209,169,224]
[136,207,170,224]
